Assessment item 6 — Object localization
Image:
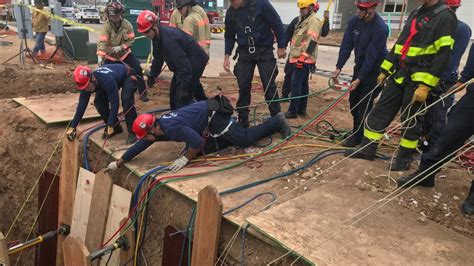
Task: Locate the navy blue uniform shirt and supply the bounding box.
[441,20,471,83]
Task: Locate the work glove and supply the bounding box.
[65,127,76,142]
[412,84,431,103]
[296,54,306,69]
[377,73,387,85]
[106,161,119,171]
[168,155,189,172]
[110,45,123,54]
[147,75,156,88]
[97,56,104,66]
[103,126,115,139]
[176,87,191,103]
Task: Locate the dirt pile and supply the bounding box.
[0,66,76,99]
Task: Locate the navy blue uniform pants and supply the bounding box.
[282,59,293,98]
[287,63,310,114]
[170,58,207,110]
[105,53,146,96]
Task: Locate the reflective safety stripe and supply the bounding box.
[394,35,454,57]
[381,59,394,73]
[197,18,209,27]
[364,128,383,141]
[394,76,405,84]
[184,29,193,36]
[198,40,211,46]
[99,35,109,42]
[400,138,418,149]
[411,72,440,87]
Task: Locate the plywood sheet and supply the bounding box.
[62,235,91,266]
[13,93,100,125]
[101,186,132,266]
[247,176,474,265]
[70,168,96,242]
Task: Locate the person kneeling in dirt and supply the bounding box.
[66,64,138,144]
[106,97,292,172]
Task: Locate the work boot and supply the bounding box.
[461,180,474,215]
[238,117,249,129]
[140,94,150,102]
[389,147,413,172]
[284,111,297,119]
[297,110,307,117]
[344,137,377,161]
[275,112,292,138]
[397,168,435,188]
[126,133,137,144]
[341,134,362,148]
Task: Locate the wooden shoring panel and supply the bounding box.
[191,185,223,266]
[100,186,131,266]
[62,235,91,266]
[0,232,9,266]
[70,168,96,242]
[56,137,79,266]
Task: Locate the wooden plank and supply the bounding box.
[62,235,91,266]
[191,185,223,266]
[0,232,9,266]
[100,186,132,266]
[38,171,59,266]
[119,218,135,265]
[13,94,100,125]
[70,168,96,242]
[84,170,113,254]
[56,137,80,266]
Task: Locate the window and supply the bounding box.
[384,0,406,13]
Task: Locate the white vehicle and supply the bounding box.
[75,7,100,24]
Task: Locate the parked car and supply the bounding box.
[75,7,100,23]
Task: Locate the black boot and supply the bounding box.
[341,134,362,147]
[397,167,435,188]
[344,137,377,161]
[461,180,474,215]
[140,94,150,102]
[390,147,413,171]
[238,117,249,129]
[126,133,137,144]
[284,111,297,119]
[275,112,292,138]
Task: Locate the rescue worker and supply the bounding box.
[420,0,471,151]
[169,8,184,29]
[97,2,149,102]
[284,0,322,119]
[106,99,292,172]
[346,0,457,172]
[176,0,211,55]
[66,64,138,144]
[223,0,286,128]
[31,1,49,58]
[176,0,211,101]
[281,1,330,101]
[136,10,209,110]
[397,43,474,215]
[332,0,388,146]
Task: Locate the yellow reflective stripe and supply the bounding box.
[411,72,440,87]
[434,35,455,50]
[364,129,383,141]
[394,36,454,57]
[400,138,418,149]
[381,59,394,72]
[394,76,404,84]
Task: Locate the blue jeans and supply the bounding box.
[288,64,310,114]
[33,32,46,55]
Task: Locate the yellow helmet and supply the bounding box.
[297,0,316,9]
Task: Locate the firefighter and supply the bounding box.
[66,64,138,144]
[136,10,209,110]
[332,0,388,146]
[176,0,211,55]
[223,0,286,128]
[397,44,474,215]
[346,0,457,172]
[106,100,292,172]
[284,0,322,119]
[281,1,330,101]
[420,0,471,152]
[97,2,149,102]
[169,8,183,29]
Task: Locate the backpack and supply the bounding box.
[207,93,234,116]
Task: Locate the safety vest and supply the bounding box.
[97,19,135,61]
[289,12,322,64]
[169,9,183,29]
[182,5,211,55]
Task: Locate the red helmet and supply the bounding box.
[314,2,320,12]
[132,114,156,139]
[137,10,157,33]
[355,0,380,8]
[106,2,124,17]
[73,66,92,90]
[443,0,461,7]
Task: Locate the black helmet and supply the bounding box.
[106,1,124,17]
[176,0,194,9]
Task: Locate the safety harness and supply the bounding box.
[232,0,257,54]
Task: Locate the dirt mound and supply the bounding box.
[0,66,76,99]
